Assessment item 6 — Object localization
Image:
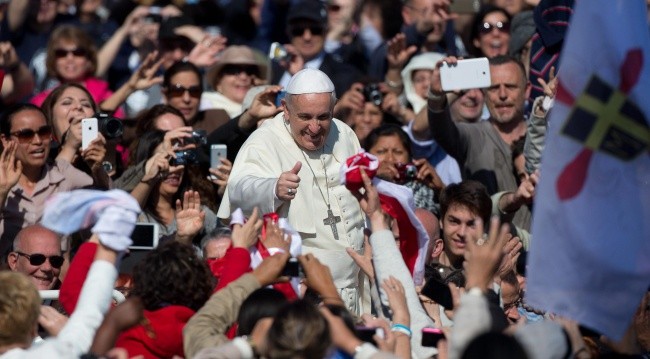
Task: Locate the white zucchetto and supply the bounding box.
[285,68,335,96]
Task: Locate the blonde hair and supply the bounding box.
[0,272,41,347]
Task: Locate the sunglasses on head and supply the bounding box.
[166,84,202,98]
[15,252,64,268]
[221,64,260,77]
[54,48,88,58]
[10,126,52,143]
[290,24,325,37]
[479,21,510,34]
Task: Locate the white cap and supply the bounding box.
[285,68,335,96]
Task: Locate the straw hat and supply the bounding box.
[206,45,268,89]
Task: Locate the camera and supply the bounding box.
[186,130,207,146]
[395,162,417,184]
[281,258,304,277]
[362,83,383,107]
[95,112,123,139]
[170,150,198,166]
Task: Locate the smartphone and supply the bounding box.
[281,257,304,277]
[355,326,384,345]
[421,327,445,347]
[420,277,454,310]
[210,144,227,168]
[448,0,481,14]
[440,57,491,91]
[81,117,99,151]
[129,223,159,250]
[275,90,286,108]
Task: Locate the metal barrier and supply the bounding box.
[39,289,126,304]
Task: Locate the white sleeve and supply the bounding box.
[369,230,437,359]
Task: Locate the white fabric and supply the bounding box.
[1,261,117,358]
[200,91,244,118]
[526,0,650,340]
[401,52,446,114]
[218,113,367,314]
[285,68,334,94]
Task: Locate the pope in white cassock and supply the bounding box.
[217,69,368,314]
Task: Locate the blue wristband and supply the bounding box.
[390,323,412,338]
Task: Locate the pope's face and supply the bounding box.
[283,93,334,151]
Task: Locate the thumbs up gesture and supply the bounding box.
[276,161,302,201]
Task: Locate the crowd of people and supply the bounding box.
[0,0,649,358]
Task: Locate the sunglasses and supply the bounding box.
[479,21,510,34]
[10,126,52,143]
[54,48,88,58]
[15,252,65,268]
[328,4,341,12]
[290,24,325,37]
[221,64,260,77]
[166,84,202,98]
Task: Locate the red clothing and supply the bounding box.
[30,77,125,119]
[59,242,98,314]
[213,247,251,292]
[115,306,195,359]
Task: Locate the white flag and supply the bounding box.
[526,0,650,340]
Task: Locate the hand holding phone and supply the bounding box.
[81,118,99,151]
[440,57,491,91]
[210,144,227,168]
[421,327,445,347]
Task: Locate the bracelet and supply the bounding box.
[390,323,412,338]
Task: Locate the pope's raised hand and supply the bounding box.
[276,161,301,202]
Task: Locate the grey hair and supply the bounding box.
[199,227,233,251]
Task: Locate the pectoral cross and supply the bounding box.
[323,207,341,241]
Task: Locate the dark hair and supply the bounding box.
[46,25,98,79]
[461,331,528,359]
[236,288,288,336]
[163,61,203,90]
[127,105,185,167]
[488,54,528,84]
[363,124,413,159]
[0,104,46,136]
[469,5,512,57]
[131,241,213,311]
[134,130,189,222]
[361,0,403,40]
[439,180,492,230]
[265,299,331,359]
[41,83,97,139]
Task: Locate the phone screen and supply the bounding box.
[421,327,445,347]
[130,223,158,249]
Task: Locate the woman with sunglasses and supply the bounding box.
[0,104,95,255]
[29,26,124,118]
[201,45,267,119]
[469,5,512,58]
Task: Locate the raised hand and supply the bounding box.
[175,190,205,244]
[386,33,417,71]
[298,253,343,305]
[275,161,301,201]
[231,207,263,249]
[463,217,511,291]
[82,134,107,169]
[126,51,163,91]
[141,151,172,184]
[208,157,232,197]
[413,158,445,191]
[538,66,558,98]
[186,34,227,68]
[38,305,69,337]
[247,85,285,120]
[346,233,375,281]
[333,83,365,116]
[381,276,410,325]
[262,218,291,253]
[0,142,22,196]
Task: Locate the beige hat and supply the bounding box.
[206,45,269,89]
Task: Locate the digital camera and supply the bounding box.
[362,83,383,107]
[170,150,199,166]
[395,162,417,184]
[95,112,123,139]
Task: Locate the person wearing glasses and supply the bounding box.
[7,224,64,291]
[469,5,511,59]
[29,25,123,119]
[201,45,268,119]
[162,61,231,135]
[270,0,362,98]
[0,104,93,261]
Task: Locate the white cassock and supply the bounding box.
[218,112,368,314]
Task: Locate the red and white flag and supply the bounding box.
[341,151,430,285]
[526,0,650,340]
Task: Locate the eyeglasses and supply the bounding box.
[166,84,202,98]
[479,21,510,34]
[221,64,260,77]
[290,24,325,37]
[54,48,88,58]
[503,295,523,312]
[10,126,52,143]
[15,252,64,268]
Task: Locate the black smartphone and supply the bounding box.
[355,326,383,346]
[420,277,454,310]
[281,258,303,277]
[421,327,445,347]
